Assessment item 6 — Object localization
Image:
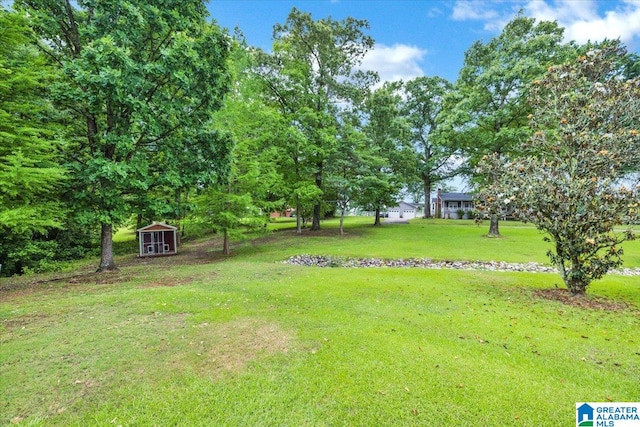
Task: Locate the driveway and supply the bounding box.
[383,217,410,224]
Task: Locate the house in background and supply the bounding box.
[387,201,421,219]
[137,222,178,257]
[431,190,475,219]
[270,208,294,219]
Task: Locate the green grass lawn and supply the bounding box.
[1,218,639,426]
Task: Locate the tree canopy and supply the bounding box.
[401,76,456,217]
[356,81,408,225]
[3,5,640,295]
[446,15,574,235]
[16,0,233,271]
[0,10,68,275]
[257,8,377,231]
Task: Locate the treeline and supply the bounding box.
[1,3,639,280]
[1,2,231,275]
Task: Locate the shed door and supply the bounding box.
[153,231,166,254]
[144,231,166,255]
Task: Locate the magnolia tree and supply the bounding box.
[477,42,640,296]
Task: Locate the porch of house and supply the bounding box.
[440,201,474,219]
[431,190,475,219]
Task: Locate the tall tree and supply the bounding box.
[357,82,408,225]
[324,113,369,235]
[0,10,67,275]
[196,40,283,253]
[257,8,376,231]
[477,41,640,296]
[17,0,232,271]
[446,15,573,235]
[402,76,456,218]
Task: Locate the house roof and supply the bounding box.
[136,222,177,232]
[389,201,420,209]
[432,192,474,202]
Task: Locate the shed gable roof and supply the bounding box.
[136,222,177,232]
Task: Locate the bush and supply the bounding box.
[0,219,98,276]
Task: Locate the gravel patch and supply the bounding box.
[284,254,640,276]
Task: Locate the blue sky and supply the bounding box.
[208,0,640,83]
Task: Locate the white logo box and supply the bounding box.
[577,403,640,427]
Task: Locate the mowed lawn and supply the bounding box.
[1,218,640,426]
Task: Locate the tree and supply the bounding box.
[0,10,67,275]
[447,15,573,235]
[622,52,640,79]
[17,0,233,271]
[195,40,282,254]
[402,76,457,218]
[357,82,408,225]
[477,41,640,296]
[190,184,264,255]
[218,39,314,234]
[257,8,376,231]
[325,114,369,235]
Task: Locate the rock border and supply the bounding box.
[284,254,640,276]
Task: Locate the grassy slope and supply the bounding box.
[1,218,639,426]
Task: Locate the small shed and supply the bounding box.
[137,222,178,257]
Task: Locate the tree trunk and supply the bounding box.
[135,214,142,242]
[97,223,117,272]
[339,209,345,235]
[296,201,302,234]
[487,157,501,236]
[488,214,500,237]
[374,207,381,226]
[222,229,230,255]
[566,269,588,296]
[177,190,187,239]
[565,277,587,296]
[565,259,587,296]
[311,162,323,231]
[423,176,432,218]
[311,202,321,231]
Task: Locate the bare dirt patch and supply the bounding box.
[66,270,132,285]
[1,312,50,336]
[533,288,633,311]
[185,318,293,377]
[0,269,129,298]
[136,274,205,288]
[0,237,222,297]
[119,238,228,268]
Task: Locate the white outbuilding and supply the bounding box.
[386,202,419,219]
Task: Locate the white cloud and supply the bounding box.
[451,0,640,46]
[452,0,501,21]
[524,0,598,23]
[427,7,445,18]
[359,43,427,85]
[525,0,640,45]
